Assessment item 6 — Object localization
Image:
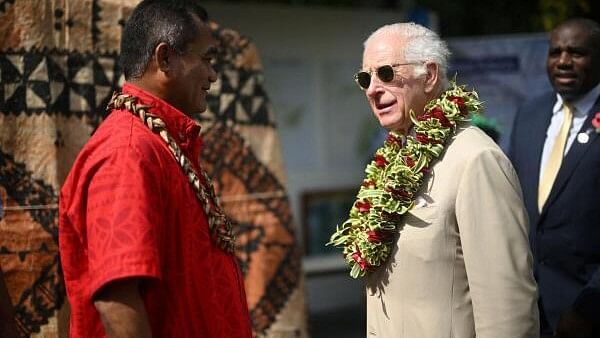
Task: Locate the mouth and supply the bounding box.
[375,101,395,114]
[552,72,578,85]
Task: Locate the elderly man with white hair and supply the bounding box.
[329,23,539,337]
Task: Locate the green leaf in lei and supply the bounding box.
[328,81,483,278]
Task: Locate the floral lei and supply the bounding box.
[328,82,482,278]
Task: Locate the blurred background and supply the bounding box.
[0,0,598,337]
[203,1,597,337]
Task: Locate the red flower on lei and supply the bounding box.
[374,154,388,167]
[355,200,371,213]
[328,82,482,278]
[351,250,371,270]
[367,230,392,243]
[418,106,452,128]
[448,96,468,116]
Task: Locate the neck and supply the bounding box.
[393,124,412,136]
[128,77,164,99]
[128,77,190,116]
[393,85,445,135]
[428,83,444,101]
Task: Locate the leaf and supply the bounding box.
[350,264,363,279]
[329,80,482,279]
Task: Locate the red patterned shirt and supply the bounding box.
[59,83,252,338]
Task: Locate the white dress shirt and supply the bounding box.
[539,83,600,182]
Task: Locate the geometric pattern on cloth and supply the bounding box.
[0,50,120,119]
[1,0,122,53]
[0,47,275,128]
[200,123,301,335]
[0,150,64,336]
[0,151,58,241]
[1,6,303,336]
[201,22,275,127]
[204,63,275,126]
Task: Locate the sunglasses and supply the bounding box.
[353,62,421,90]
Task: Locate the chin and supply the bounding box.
[380,118,407,132]
[556,89,580,101]
[194,102,208,114]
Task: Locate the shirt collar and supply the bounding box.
[122,82,202,149]
[553,82,600,117]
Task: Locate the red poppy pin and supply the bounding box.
[592,112,600,133]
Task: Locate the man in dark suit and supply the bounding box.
[509,18,600,338]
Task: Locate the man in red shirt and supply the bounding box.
[59,1,252,337]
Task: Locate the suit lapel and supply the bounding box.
[522,96,554,222]
[541,96,600,215]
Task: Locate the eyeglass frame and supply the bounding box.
[353,62,423,90]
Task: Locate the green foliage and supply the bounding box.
[415,0,597,36]
[210,0,598,35]
[328,82,482,278]
[538,0,594,31]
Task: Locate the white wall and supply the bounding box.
[205,1,405,240]
[204,2,406,313]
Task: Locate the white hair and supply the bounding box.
[364,22,451,88]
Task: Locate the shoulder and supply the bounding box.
[526,91,555,105]
[447,125,506,159]
[515,92,555,117]
[63,111,168,191]
[443,127,522,197]
[509,92,556,151]
[85,110,168,163]
[442,125,514,175]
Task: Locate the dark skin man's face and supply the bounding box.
[165,17,218,116]
[547,23,600,101]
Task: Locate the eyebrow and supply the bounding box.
[549,46,589,53]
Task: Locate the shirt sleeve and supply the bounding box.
[85,144,165,298]
[455,147,540,337]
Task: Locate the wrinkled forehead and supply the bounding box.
[362,35,409,69]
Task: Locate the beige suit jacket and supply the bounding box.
[366,126,539,338]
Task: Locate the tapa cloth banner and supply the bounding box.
[0,1,306,337]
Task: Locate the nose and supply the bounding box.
[208,65,217,83]
[557,51,573,67]
[365,78,383,98]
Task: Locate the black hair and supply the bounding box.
[120,0,209,80]
[556,18,600,51]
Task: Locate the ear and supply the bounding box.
[154,42,171,74]
[423,62,439,94]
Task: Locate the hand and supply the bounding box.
[554,308,594,338]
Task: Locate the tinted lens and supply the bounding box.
[377,65,395,83]
[355,72,371,90]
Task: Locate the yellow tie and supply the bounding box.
[538,102,573,211]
